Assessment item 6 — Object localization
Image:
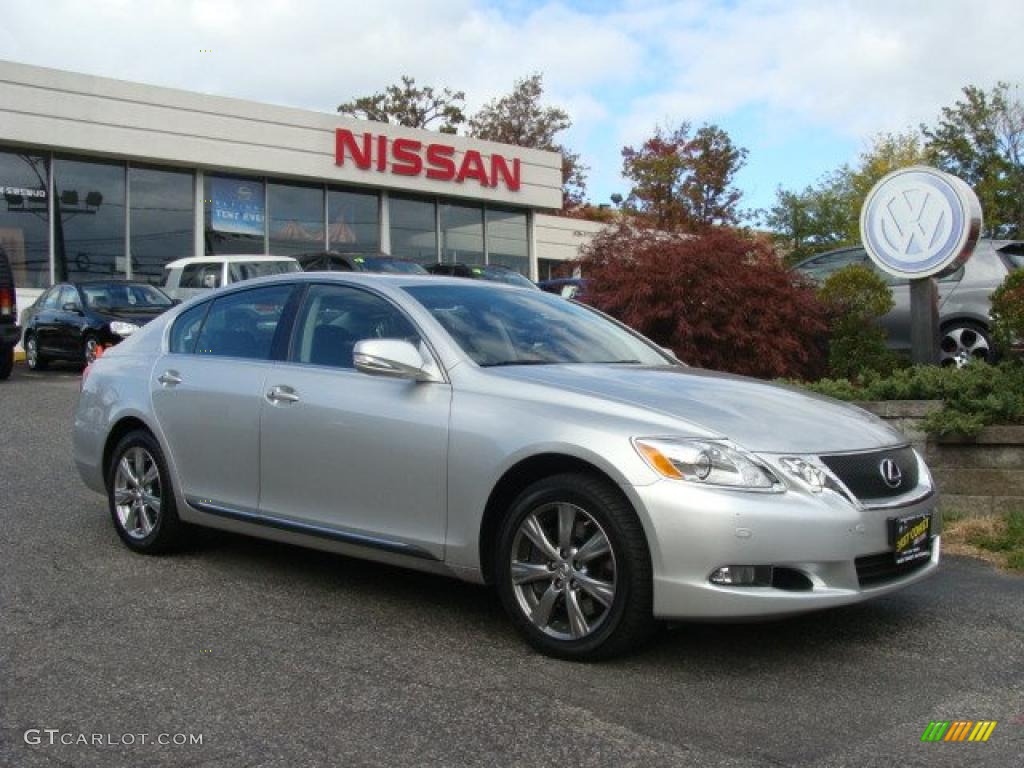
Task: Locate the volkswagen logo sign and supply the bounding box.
[879,458,903,489]
[860,166,982,279]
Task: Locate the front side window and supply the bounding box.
[40,286,63,310]
[292,284,418,369]
[405,284,668,367]
[195,285,293,360]
[58,285,81,310]
[169,301,211,354]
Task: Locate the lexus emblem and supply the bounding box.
[879,458,903,489]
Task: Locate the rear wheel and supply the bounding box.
[496,473,656,660]
[107,429,189,553]
[0,345,12,380]
[940,321,993,367]
[25,333,47,370]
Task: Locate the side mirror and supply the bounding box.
[353,339,441,382]
[62,302,82,314]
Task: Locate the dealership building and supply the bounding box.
[0,60,602,311]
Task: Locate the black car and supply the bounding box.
[0,245,20,380]
[21,280,175,369]
[425,263,539,290]
[296,251,428,274]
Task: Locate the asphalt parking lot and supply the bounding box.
[1,364,1022,768]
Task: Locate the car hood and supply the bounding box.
[487,364,906,454]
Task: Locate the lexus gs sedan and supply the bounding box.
[73,273,939,659]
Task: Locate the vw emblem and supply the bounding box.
[860,166,981,279]
[879,458,903,489]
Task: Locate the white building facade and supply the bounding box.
[0,60,592,311]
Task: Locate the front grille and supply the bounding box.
[855,549,931,587]
[819,446,919,502]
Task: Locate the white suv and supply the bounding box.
[162,255,300,301]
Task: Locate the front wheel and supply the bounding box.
[496,473,656,660]
[83,334,101,365]
[25,333,47,370]
[107,429,189,553]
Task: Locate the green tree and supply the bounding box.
[468,73,587,208]
[922,82,1024,238]
[621,123,747,232]
[338,75,466,133]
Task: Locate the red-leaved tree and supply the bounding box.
[578,224,829,379]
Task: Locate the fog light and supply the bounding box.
[709,565,773,586]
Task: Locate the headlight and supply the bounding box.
[633,438,783,492]
[109,321,140,337]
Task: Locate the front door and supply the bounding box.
[258,283,451,560]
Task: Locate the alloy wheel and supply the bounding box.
[509,502,617,640]
[113,446,162,539]
[940,325,991,367]
[26,337,38,368]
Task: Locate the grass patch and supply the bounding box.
[942,509,1024,574]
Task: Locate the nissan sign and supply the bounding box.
[859,166,982,279]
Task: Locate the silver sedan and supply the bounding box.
[73,273,939,659]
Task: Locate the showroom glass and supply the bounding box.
[269,182,324,256]
[485,207,528,275]
[405,284,668,367]
[292,283,419,369]
[389,195,437,265]
[80,282,173,310]
[204,174,265,255]
[194,285,293,360]
[328,188,379,252]
[0,148,50,288]
[440,202,484,263]
[54,157,126,282]
[169,301,211,354]
[129,166,194,284]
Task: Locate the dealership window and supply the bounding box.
[130,165,194,284]
[485,207,528,275]
[268,181,324,257]
[0,148,50,288]
[441,202,484,264]
[204,174,265,255]
[389,195,437,265]
[54,156,126,282]
[328,187,379,253]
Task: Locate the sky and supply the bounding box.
[2,0,1022,216]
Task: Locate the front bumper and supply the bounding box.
[629,478,939,620]
[0,322,21,347]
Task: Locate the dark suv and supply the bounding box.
[0,245,20,379]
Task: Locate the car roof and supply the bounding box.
[165,255,299,268]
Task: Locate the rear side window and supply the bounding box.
[180,263,223,289]
[169,302,211,354]
[195,285,293,360]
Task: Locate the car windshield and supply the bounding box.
[228,260,301,282]
[80,283,173,311]
[356,256,428,274]
[405,284,670,367]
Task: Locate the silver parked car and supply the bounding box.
[73,273,939,659]
[793,240,1023,366]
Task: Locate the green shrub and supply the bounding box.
[818,264,896,379]
[991,268,1024,355]
[796,361,1024,437]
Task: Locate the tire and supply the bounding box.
[0,345,12,380]
[25,333,47,371]
[107,429,189,554]
[83,334,100,365]
[939,320,993,367]
[495,472,656,661]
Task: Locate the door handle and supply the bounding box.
[158,370,182,387]
[266,385,300,404]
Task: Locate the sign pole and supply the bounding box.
[908,277,940,365]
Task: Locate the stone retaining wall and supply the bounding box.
[856,400,1024,517]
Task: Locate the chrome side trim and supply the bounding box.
[186,497,439,561]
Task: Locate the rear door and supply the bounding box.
[150,283,297,513]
